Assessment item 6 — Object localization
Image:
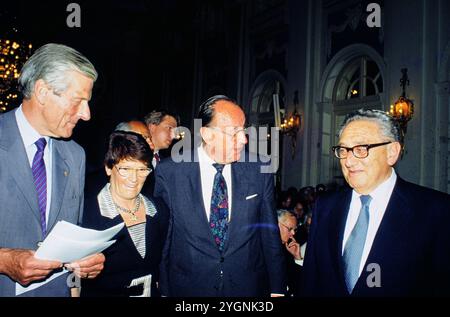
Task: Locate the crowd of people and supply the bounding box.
[0,43,449,298]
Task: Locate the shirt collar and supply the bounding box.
[198,144,218,166]
[97,183,157,219]
[15,105,50,148]
[353,168,397,202]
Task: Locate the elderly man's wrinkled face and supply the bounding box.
[278,214,298,244]
[40,71,93,138]
[338,120,400,194]
[201,100,248,164]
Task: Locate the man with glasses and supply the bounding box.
[154,95,286,296]
[302,109,450,296]
[277,209,303,297]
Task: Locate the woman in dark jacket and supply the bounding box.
[81,131,168,297]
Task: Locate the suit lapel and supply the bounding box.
[47,141,70,232]
[354,179,412,291]
[223,162,249,253]
[8,136,42,223]
[185,162,214,238]
[329,189,352,290]
[1,111,41,224]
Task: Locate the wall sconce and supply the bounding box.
[388,68,414,145]
[280,90,302,159]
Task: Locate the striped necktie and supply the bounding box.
[32,138,47,237]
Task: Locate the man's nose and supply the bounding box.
[237,130,247,145]
[78,101,91,121]
[343,150,358,167]
[170,127,177,140]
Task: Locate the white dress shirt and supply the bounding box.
[197,145,232,221]
[151,150,159,169]
[342,169,397,275]
[15,106,53,225]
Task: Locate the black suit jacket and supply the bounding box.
[154,150,286,296]
[302,176,450,296]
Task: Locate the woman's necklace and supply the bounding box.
[113,196,141,221]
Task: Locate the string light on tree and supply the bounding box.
[0,39,33,112]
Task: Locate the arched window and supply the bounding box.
[317,45,385,186]
[247,70,286,129]
[335,57,383,101]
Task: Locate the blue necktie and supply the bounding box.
[209,163,229,252]
[32,138,47,237]
[343,195,372,293]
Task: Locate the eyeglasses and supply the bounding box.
[280,222,298,233]
[332,141,392,159]
[208,126,247,138]
[115,166,152,178]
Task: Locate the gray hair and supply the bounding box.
[115,121,132,132]
[338,109,401,143]
[277,209,297,221]
[18,43,98,99]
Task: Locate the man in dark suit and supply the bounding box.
[143,110,179,195]
[302,109,450,297]
[154,95,286,296]
[0,43,105,296]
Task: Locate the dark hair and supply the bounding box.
[144,109,180,126]
[196,95,237,127]
[104,131,152,169]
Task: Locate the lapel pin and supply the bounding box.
[64,171,69,177]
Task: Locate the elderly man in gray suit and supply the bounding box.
[0,43,105,296]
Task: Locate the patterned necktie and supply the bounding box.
[209,163,229,252]
[343,195,372,293]
[32,138,47,237]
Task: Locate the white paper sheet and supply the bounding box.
[16,221,124,295]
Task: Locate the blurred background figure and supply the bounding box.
[277,209,304,297]
[144,109,180,168]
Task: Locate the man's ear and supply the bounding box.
[200,126,213,144]
[34,79,49,105]
[148,123,157,135]
[387,141,402,166]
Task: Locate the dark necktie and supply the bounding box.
[209,163,229,252]
[32,138,47,237]
[154,152,160,164]
[343,195,372,293]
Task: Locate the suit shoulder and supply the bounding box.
[398,178,450,207]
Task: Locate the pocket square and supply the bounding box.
[245,194,258,200]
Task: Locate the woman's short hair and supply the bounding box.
[104,131,152,169]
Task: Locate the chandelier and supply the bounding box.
[0,38,33,113]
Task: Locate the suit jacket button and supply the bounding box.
[220,257,224,263]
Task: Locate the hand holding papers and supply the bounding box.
[35,220,124,262]
[16,221,123,295]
